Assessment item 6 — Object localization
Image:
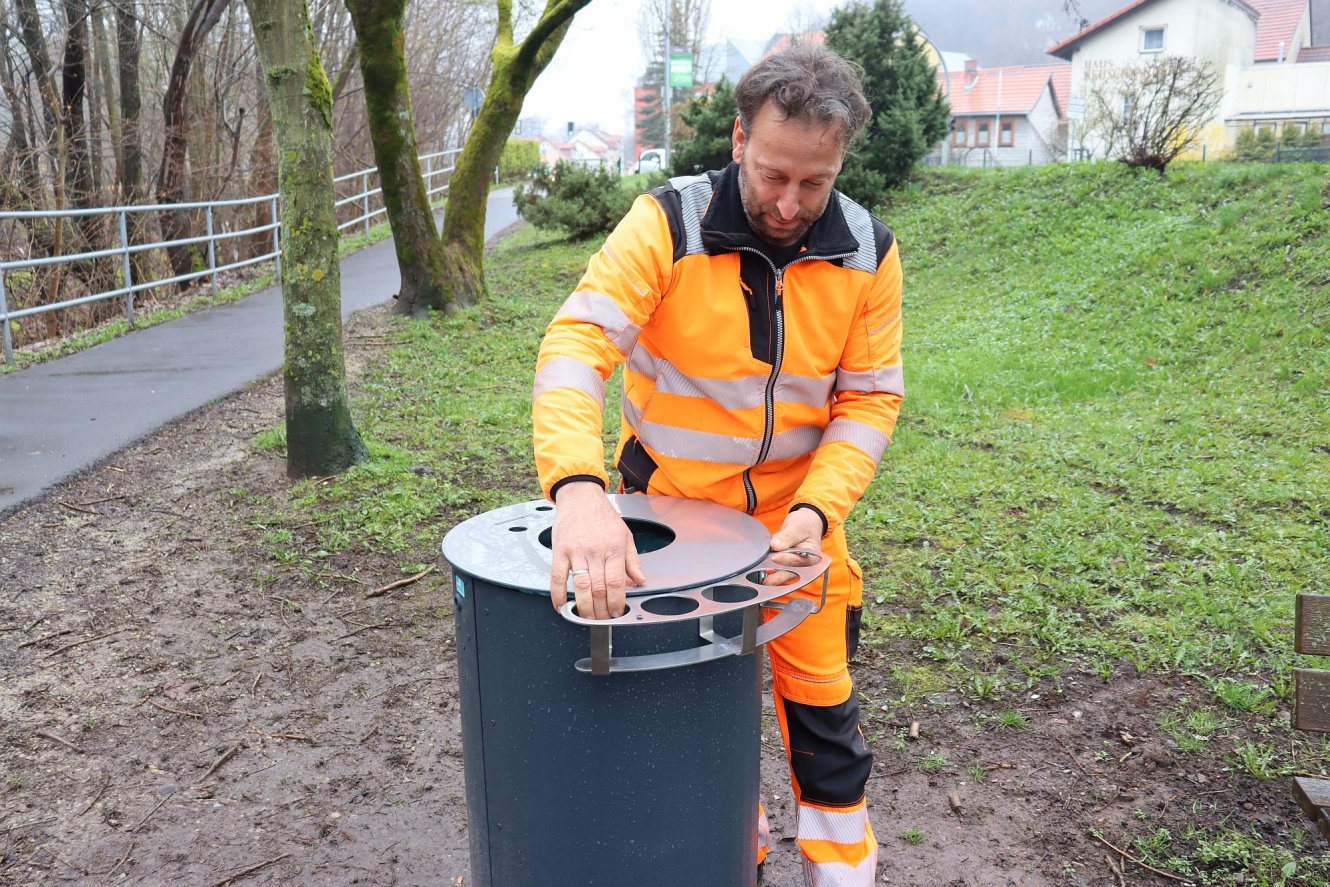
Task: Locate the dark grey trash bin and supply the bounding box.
[441,494,828,887]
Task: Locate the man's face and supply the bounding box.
[732,101,844,247]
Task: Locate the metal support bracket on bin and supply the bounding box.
[559,549,831,675]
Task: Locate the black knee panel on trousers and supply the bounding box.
[783,696,873,807]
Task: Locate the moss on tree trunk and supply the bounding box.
[344,0,448,317]
[341,0,589,313]
[245,0,367,478]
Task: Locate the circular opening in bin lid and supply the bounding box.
[441,494,773,597]
[537,518,676,555]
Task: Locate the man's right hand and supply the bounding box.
[549,482,646,619]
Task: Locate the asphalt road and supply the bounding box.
[0,188,520,517]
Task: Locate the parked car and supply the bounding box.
[635,149,666,174]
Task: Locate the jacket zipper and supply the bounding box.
[733,249,852,514]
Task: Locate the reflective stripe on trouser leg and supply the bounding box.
[757,803,770,864]
[752,515,877,885]
[775,696,877,886]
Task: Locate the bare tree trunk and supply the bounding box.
[243,0,367,477]
[437,0,588,308]
[156,0,231,282]
[61,0,94,208]
[13,0,60,151]
[114,0,142,200]
[0,9,46,210]
[92,3,122,184]
[344,0,447,316]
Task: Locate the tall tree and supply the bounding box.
[60,0,93,205]
[350,0,589,314]
[113,0,142,201]
[825,0,951,199]
[243,0,367,477]
[436,0,590,308]
[670,77,735,175]
[344,0,448,317]
[156,0,231,280]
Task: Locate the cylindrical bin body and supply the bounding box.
[442,495,806,887]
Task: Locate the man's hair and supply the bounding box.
[734,45,871,149]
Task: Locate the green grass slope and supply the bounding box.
[864,162,1328,687]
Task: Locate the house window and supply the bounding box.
[999,120,1015,147]
[1141,26,1165,52]
[976,120,991,146]
[951,120,968,146]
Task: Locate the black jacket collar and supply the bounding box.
[698,162,860,264]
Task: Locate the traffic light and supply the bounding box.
[566,121,575,137]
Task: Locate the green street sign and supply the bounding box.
[669,52,693,87]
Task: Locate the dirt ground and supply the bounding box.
[0,303,1316,887]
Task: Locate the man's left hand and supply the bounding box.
[769,508,823,566]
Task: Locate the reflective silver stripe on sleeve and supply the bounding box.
[821,417,890,462]
[556,290,642,355]
[835,364,905,397]
[837,194,879,274]
[629,350,834,411]
[668,174,713,256]
[532,356,605,405]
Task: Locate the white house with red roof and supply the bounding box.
[1048,0,1330,155]
[933,61,1073,166]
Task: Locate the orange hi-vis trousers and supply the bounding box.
[754,510,877,886]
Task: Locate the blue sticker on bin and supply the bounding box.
[455,576,465,599]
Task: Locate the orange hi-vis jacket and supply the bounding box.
[533,163,904,533]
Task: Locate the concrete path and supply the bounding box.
[0,188,520,517]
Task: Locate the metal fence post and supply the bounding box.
[119,210,136,327]
[205,205,218,298]
[362,171,371,243]
[1,268,13,365]
[270,196,282,279]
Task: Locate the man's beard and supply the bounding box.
[737,156,828,247]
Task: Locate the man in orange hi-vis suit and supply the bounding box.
[531,45,903,886]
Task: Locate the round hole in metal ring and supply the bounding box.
[535,505,553,511]
[538,518,677,555]
[508,526,526,532]
[746,568,800,587]
[702,585,759,604]
[639,596,700,616]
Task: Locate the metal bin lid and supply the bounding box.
[441,494,772,596]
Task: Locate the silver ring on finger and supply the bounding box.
[569,569,590,577]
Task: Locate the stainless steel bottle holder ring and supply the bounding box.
[558,549,831,676]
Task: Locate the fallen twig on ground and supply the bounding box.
[43,627,131,659]
[32,731,84,754]
[105,842,135,878]
[197,744,243,784]
[129,795,171,833]
[19,628,74,649]
[1092,832,1194,885]
[78,773,110,816]
[57,500,100,515]
[204,852,291,887]
[249,725,315,742]
[366,565,436,599]
[147,699,203,719]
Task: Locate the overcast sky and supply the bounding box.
[522,0,844,136]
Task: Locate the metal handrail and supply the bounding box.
[0,146,463,364]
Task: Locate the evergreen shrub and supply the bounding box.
[513,161,637,240]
